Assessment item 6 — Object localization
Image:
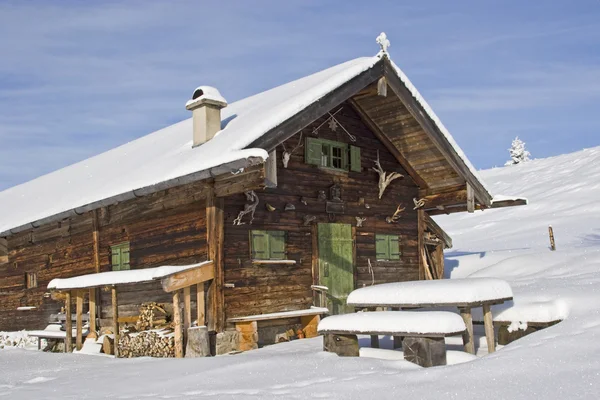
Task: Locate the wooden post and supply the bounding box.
[64,291,72,353]
[111,286,119,358]
[459,307,475,354]
[172,290,184,358]
[206,183,225,333]
[417,209,425,280]
[183,286,191,348]
[483,303,496,353]
[196,282,205,326]
[236,320,258,352]
[549,225,556,251]
[75,290,83,351]
[466,183,475,213]
[370,335,380,348]
[88,288,97,338]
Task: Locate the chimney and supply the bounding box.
[185,86,228,147]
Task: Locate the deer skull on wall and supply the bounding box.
[281,131,303,169]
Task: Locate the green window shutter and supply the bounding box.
[269,231,286,260]
[388,235,401,260]
[375,234,389,260]
[251,230,269,259]
[111,247,121,271]
[350,145,361,172]
[305,137,323,166]
[121,245,131,270]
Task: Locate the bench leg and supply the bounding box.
[402,336,447,367]
[38,338,41,351]
[323,334,359,357]
[393,336,403,350]
[483,304,496,353]
[459,307,475,354]
[370,335,380,348]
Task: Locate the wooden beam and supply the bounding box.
[75,290,83,351]
[426,198,528,216]
[265,149,277,188]
[88,288,97,338]
[383,59,492,207]
[249,58,384,151]
[112,286,119,358]
[196,282,205,326]
[459,307,475,354]
[214,164,267,197]
[172,290,184,358]
[466,183,475,213]
[348,98,428,188]
[92,210,100,273]
[421,189,467,210]
[161,261,215,292]
[417,209,425,280]
[183,286,192,333]
[206,183,225,332]
[64,291,72,353]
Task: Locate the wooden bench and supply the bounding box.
[227,307,329,351]
[317,311,466,367]
[29,313,90,351]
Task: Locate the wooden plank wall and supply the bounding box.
[0,181,209,331]
[223,102,420,320]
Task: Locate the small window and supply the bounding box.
[250,230,287,260]
[111,242,131,271]
[25,272,37,289]
[375,234,401,261]
[305,138,361,171]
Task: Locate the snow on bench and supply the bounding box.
[29,324,89,350]
[346,278,513,308]
[472,299,566,326]
[318,311,465,367]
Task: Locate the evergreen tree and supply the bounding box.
[505,136,531,165]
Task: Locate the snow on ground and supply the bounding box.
[2,147,600,399]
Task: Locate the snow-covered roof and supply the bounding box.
[0,52,491,237]
[47,261,211,290]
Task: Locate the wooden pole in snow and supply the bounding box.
[549,225,556,251]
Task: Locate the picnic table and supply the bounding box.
[346,278,513,354]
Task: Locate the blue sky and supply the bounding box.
[1,0,599,190]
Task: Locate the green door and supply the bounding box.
[318,223,354,315]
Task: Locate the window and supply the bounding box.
[111,242,130,271]
[250,230,287,260]
[305,137,361,172]
[25,272,37,289]
[375,234,401,261]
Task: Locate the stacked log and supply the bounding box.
[118,330,175,358]
[136,302,170,331]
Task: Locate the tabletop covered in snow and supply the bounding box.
[346,278,513,308]
[318,311,466,336]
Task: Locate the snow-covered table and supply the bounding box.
[346,278,513,354]
[318,311,466,367]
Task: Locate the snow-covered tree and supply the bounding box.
[505,136,531,165]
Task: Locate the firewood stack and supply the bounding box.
[116,302,176,358]
[118,330,175,358]
[136,302,170,331]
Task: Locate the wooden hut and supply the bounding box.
[0,43,525,355]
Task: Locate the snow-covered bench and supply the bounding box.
[317,311,466,367]
[28,324,89,351]
[346,278,513,354]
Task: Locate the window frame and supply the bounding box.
[375,234,401,261]
[250,230,288,261]
[25,272,37,289]
[110,242,131,271]
[305,137,360,172]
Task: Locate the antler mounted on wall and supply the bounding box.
[385,204,406,224]
[281,131,303,169]
[233,191,259,225]
[373,150,404,199]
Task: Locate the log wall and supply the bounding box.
[223,102,420,320]
[0,181,208,331]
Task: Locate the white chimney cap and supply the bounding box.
[185,86,228,110]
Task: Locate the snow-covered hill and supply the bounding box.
[2,147,600,399]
